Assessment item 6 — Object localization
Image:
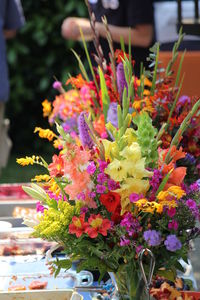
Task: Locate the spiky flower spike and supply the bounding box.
[78,112,94,149]
[117,62,127,100]
[133,112,158,169]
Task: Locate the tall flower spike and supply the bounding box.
[78,112,94,149]
[117,62,127,100]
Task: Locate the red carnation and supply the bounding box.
[100,191,121,213]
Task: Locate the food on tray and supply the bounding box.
[8,284,26,291]
[12,207,37,219]
[28,280,48,290]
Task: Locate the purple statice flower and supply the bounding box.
[143,230,162,247]
[97,173,107,184]
[167,207,176,218]
[149,169,162,201]
[117,62,128,98]
[52,80,62,91]
[78,112,94,149]
[107,179,119,190]
[107,102,118,128]
[98,160,108,172]
[129,193,143,203]
[96,184,106,194]
[120,236,130,247]
[120,213,141,236]
[164,234,182,252]
[87,162,96,175]
[80,206,89,214]
[177,95,191,109]
[168,220,179,231]
[36,202,46,213]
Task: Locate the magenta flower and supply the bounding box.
[130,193,143,203]
[80,206,89,214]
[96,184,106,194]
[97,173,107,184]
[36,202,46,213]
[186,199,197,210]
[167,207,176,218]
[120,237,130,247]
[168,220,179,230]
[107,179,119,190]
[87,162,96,175]
[52,80,62,91]
[98,160,108,172]
[89,191,96,198]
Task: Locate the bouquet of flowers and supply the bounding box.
[42,31,200,185]
[17,12,200,299]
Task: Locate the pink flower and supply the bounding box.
[87,162,96,175]
[96,184,106,194]
[168,220,179,230]
[167,207,176,218]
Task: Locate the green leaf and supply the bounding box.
[99,66,110,120]
[156,169,173,195]
[157,269,176,281]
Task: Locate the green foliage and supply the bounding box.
[6,0,87,154]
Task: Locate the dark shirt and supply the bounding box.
[0,0,24,102]
[89,0,154,76]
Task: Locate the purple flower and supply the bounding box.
[168,220,179,230]
[78,112,94,149]
[96,184,106,194]
[107,179,119,190]
[186,199,197,210]
[117,62,128,98]
[143,230,162,247]
[36,202,46,213]
[107,102,118,128]
[89,191,96,198]
[149,169,162,201]
[164,234,182,252]
[98,160,108,172]
[120,237,130,247]
[120,213,141,236]
[136,245,143,254]
[87,162,96,175]
[177,95,191,107]
[130,193,143,203]
[77,192,86,200]
[97,173,107,184]
[52,80,62,91]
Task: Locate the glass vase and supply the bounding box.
[109,265,146,300]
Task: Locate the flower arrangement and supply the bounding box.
[17,19,200,300]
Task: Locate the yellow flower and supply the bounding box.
[102,139,119,161]
[32,174,50,182]
[16,156,38,166]
[48,178,61,196]
[116,177,150,214]
[168,186,186,199]
[105,159,129,182]
[157,191,168,202]
[120,143,141,161]
[53,138,63,149]
[123,128,137,146]
[42,99,52,117]
[34,127,56,141]
[134,199,163,214]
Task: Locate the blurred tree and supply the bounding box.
[6,0,87,155]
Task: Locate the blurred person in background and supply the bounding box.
[154,0,200,50]
[61,0,155,76]
[0,0,24,174]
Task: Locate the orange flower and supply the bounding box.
[66,74,87,89]
[93,114,107,138]
[85,214,111,238]
[42,99,52,117]
[48,154,64,177]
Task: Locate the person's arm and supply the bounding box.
[61,17,153,48]
[3,29,17,39]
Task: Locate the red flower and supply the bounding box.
[69,214,88,238]
[111,205,123,224]
[100,191,121,213]
[86,214,111,238]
